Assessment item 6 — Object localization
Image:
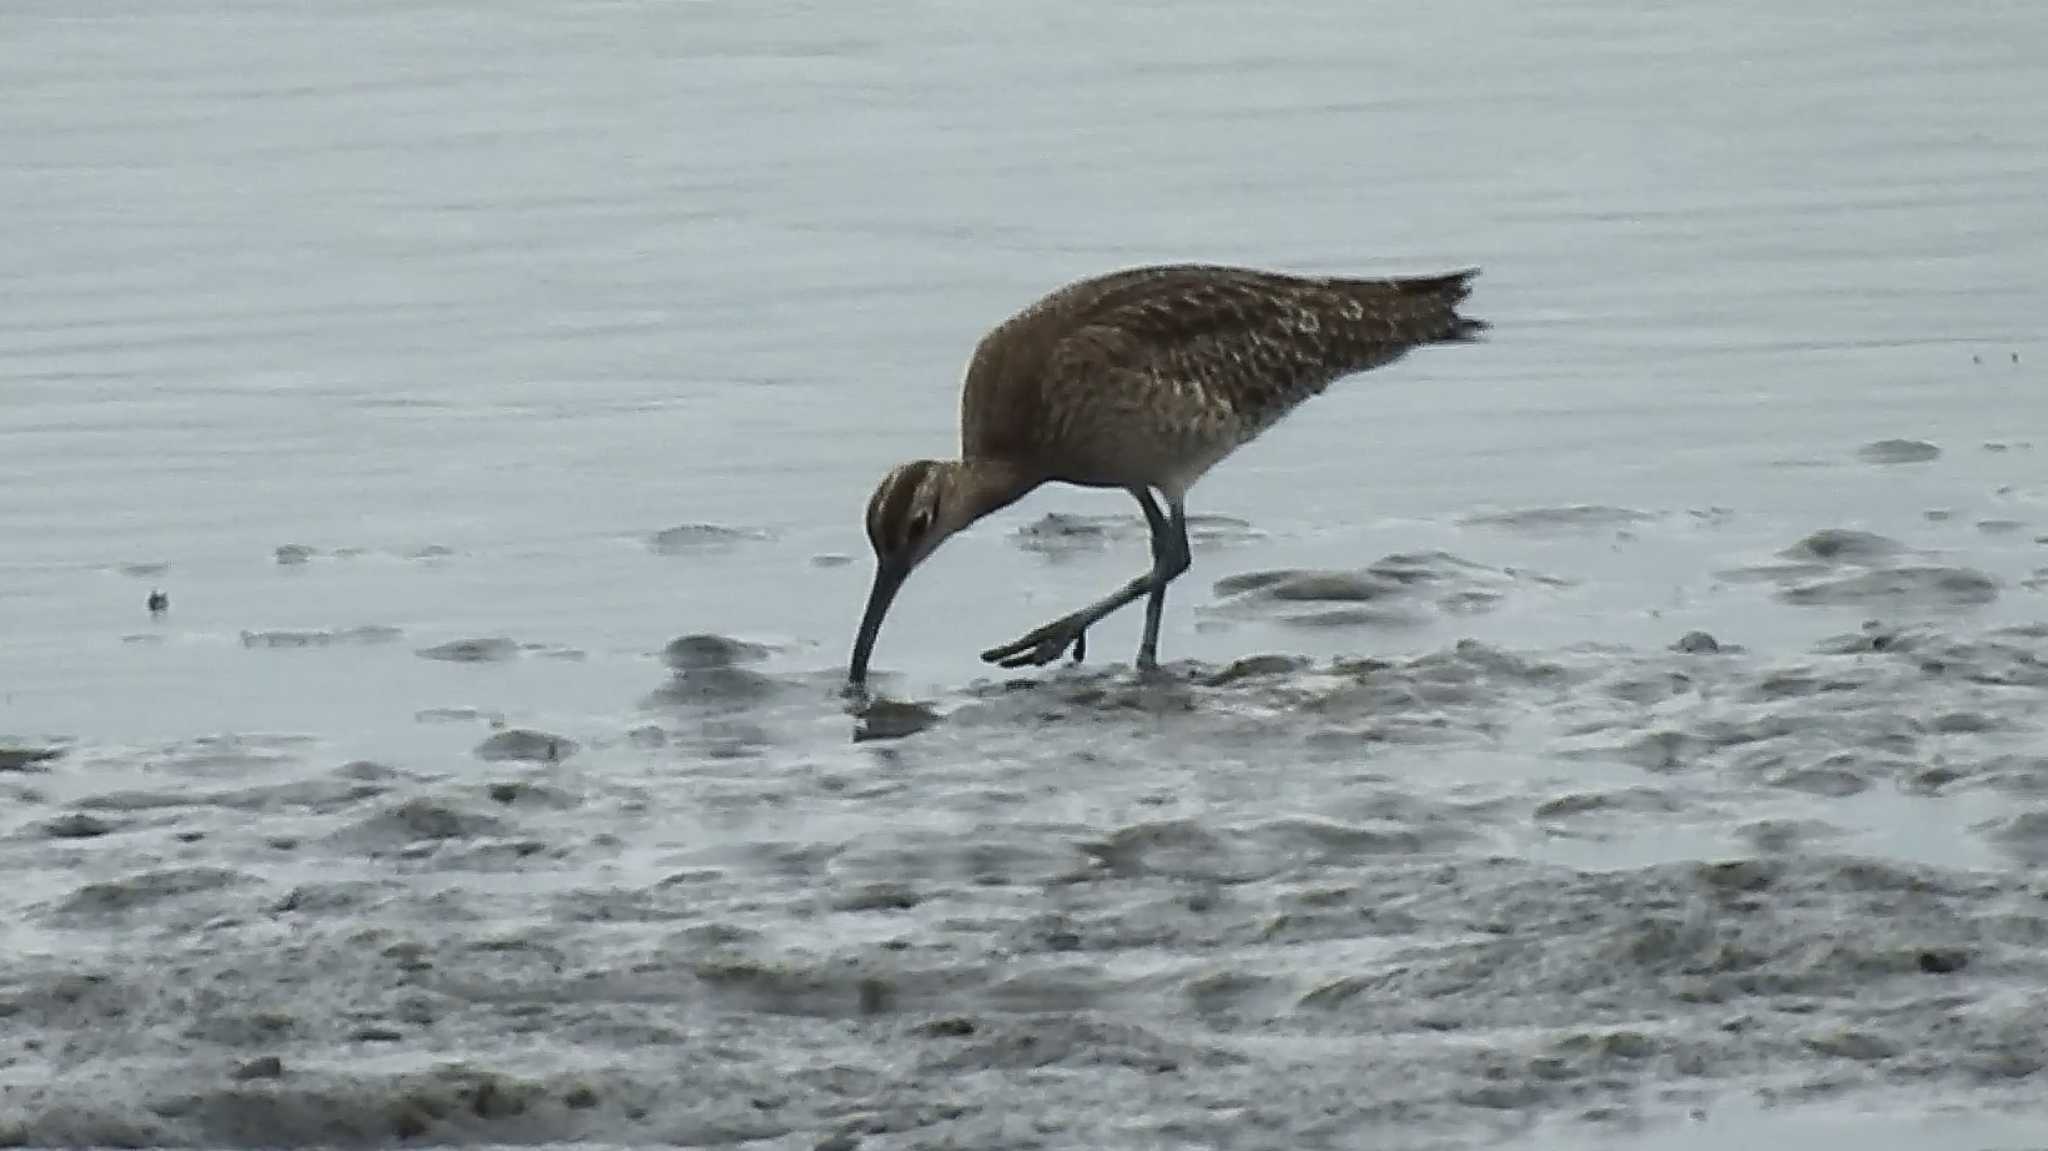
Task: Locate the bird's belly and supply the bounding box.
[1047,429,1245,496]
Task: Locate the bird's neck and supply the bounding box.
[950,457,1039,526]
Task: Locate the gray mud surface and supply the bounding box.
[9,615,2048,1147]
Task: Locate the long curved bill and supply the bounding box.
[847,557,909,688]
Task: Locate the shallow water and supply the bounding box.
[4,0,2048,1146]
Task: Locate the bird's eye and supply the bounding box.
[907,508,934,539]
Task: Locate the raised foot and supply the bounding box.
[980,615,1089,669]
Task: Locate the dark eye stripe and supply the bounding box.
[876,461,934,550]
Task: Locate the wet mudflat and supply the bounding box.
[7,510,2048,1149]
[4,0,2048,1148]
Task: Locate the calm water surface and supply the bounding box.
[4,0,2042,739]
[2,1,2046,1146]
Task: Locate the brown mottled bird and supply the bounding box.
[847,262,1487,689]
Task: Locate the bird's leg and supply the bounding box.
[1133,489,1179,673]
[1057,489,1170,668]
[981,491,1191,671]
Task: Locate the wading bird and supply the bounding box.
[847,261,1486,689]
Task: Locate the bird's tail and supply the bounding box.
[1390,267,1488,343]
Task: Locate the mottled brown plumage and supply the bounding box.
[848,262,1486,689]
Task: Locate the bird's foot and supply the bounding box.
[981,615,1090,669]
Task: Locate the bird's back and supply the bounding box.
[958,263,1485,487]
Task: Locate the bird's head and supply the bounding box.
[846,459,973,688]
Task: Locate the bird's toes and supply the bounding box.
[984,618,1087,669]
[978,638,1028,664]
[979,629,1042,663]
[1000,638,1065,669]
